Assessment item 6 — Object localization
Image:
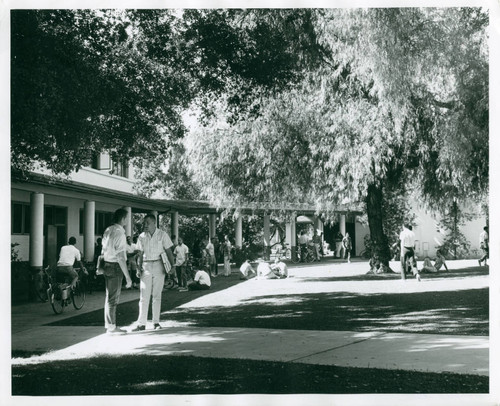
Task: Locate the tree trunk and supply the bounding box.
[365,183,392,268]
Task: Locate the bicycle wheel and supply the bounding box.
[283,248,291,261]
[291,249,300,264]
[34,270,49,302]
[50,286,65,314]
[72,280,86,310]
[306,249,315,263]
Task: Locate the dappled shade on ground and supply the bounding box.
[11,354,488,395]
[160,288,488,336]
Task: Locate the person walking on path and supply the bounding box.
[101,208,133,334]
[400,224,418,281]
[342,232,353,263]
[56,236,86,290]
[334,230,344,259]
[312,230,322,261]
[223,235,232,277]
[133,214,174,331]
[298,230,309,262]
[174,237,189,291]
[478,226,489,266]
[205,236,217,277]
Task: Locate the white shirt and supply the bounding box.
[102,224,127,263]
[174,243,189,266]
[479,231,489,245]
[272,261,288,277]
[206,241,215,257]
[57,244,81,266]
[257,262,273,277]
[400,228,416,249]
[137,228,173,261]
[240,261,254,277]
[194,270,211,287]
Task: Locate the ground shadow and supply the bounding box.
[298,266,489,283]
[160,288,488,336]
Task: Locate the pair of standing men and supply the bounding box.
[101,209,174,334]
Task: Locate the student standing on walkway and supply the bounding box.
[342,232,352,263]
[101,208,133,334]
[400,224,417,280]
[223,235,232,276]
[478,226,489,266]
[334,230,344,259]
[205,236,217,277]
[174,236,189,291]
[133,214,174,331]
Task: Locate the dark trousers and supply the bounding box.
[103,262,123,329]
[401,247,417,279]
[188,281,210,291]
[176,264,187,288]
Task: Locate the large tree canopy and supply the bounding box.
[185,8,488,265]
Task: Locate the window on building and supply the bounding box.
[79,209,84,235]
[12,202,30,234]
[110,159,129,178]
[91,153,111,170]
[95,211,114,236]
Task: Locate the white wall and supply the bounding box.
[33,165,135,193]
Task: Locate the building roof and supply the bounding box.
[11,171,362,217]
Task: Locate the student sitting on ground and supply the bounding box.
[270,258,288,278]
[434,248,449,271]
[256,260,280,279]
[420,257,437,273]
[239,259,256,280]
[188,269,211,290]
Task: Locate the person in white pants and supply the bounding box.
[133,214,174,331]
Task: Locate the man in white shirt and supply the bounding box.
[271,258,288,278]
[56,236,85,289]
[239,259,256,280]
[133,214,174,331]
[188,270,211,290]
[399,224,418,280]
[101,208,133,334]
[174,237,190,291]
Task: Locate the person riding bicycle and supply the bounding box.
[56,236,87,289]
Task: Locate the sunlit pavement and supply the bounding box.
[11,259,489,376]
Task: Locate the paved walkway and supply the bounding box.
[11,259,489,377]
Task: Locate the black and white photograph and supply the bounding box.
[2,0,498,404]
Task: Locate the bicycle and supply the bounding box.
[48,267,87,314]
[33,266,51,302]
[164,270,179,290]
[293,244,316,264]
[272,243,292,261]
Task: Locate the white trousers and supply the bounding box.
[137,260,165,325]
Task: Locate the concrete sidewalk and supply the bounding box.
[12,324,489,376]
[11,259,489,377]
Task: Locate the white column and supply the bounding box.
[340,214,346,236]
[263,213,271,259]
[171,211,179,242]
[124,206,132,237]
[235,216,243,248]
[29,192,44,269]
[209,214,217,239]
[83,201,95,262]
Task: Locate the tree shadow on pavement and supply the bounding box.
[297,266,489,282]
[162,288,488,336]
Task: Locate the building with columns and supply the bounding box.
[11,153,486,277]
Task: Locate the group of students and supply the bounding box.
[370,224,490,280]
[66,208,216,335]
[239,257,289,280]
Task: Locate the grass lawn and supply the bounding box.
[11,354,488,395]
